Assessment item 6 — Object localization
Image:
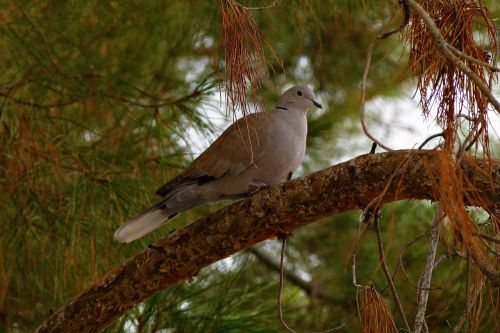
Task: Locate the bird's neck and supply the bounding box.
[274,107,308,132]
[275,103,308,116]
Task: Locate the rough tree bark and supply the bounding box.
[35,150,500,333]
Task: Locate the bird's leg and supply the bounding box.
[248,179,271,193]
[148,229,177,252]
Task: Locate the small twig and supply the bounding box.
[360,40,394,152]
[451,270,484,333]
[397,228,446,291]
[373,211,412,332]
[250,247,336,302]
[474,232,500,245]
[452,311,466,333]
[418,132,445,150]
[414,205,443,333]
[448,45,500,73]
[277,238,345,333]
[404,0,500,113]
[483,241,500,257]
[352,222,362,288]
[0,89,80,109]
[360,1,410,151]
[241,1,277,10]
[360,152,414,225]
[433,254,448,269]
[464,253,471,333]
[455,114,485,154]
[456,115,483,161]
[457,113,477,122]
[352,215,371,288]
[377,0,410,40]
[278,238,298,333]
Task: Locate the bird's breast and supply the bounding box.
[200,111,308,198]
[254,113,307,182]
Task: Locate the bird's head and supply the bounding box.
[277,85,322,112]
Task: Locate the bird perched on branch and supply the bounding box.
[114,85,322,243]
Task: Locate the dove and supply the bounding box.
[114,85,322,243]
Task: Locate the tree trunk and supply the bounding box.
[35,150,500,332]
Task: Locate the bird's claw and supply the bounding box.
[248,180,271,193]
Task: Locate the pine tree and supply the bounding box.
[1,1,499,332]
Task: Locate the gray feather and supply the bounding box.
[114,185,208,243]
[113,206,175,243]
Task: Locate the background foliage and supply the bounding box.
[1,0,499,332]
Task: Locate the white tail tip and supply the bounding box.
[114,208,173,243]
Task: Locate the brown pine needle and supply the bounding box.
[357,284,398,333]
[403,0,499,154]
[218,0,281,118]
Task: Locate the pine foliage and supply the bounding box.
[1,1,499,332]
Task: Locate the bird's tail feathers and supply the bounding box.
[114,201,177,243]
[114,183,212,243]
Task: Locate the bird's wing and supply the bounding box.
[156,112,272,197]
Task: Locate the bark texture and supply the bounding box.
[35,150,500,333]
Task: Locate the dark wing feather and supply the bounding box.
[155,174,216,197]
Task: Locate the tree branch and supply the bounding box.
[373,210,411,332]
[414,205,443,333]
[404,0,500,113]
[35,150,500,332]
[249,247,336,302]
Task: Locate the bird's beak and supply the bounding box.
[309,99,323,109]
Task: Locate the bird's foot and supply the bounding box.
[248,179,271,193]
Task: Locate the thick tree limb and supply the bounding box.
[35,150,500,333]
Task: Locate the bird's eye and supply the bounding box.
[297,91,303,96]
